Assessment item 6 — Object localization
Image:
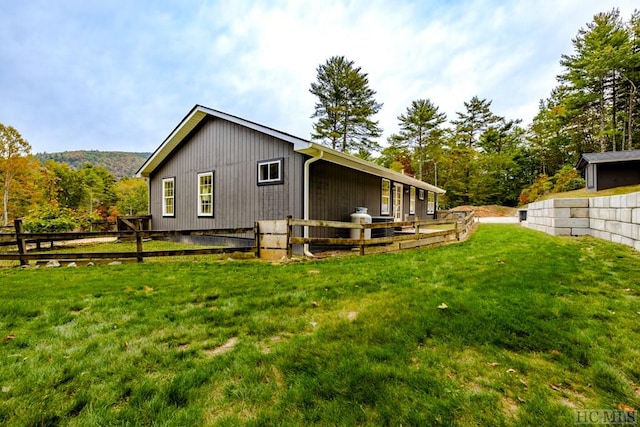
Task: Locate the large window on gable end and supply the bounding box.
[381,179,391,215]
[198,171,214,217]
[162,177,175,217]
[258,158,284,185]
[409,186,416,214]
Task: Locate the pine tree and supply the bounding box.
[393,99,446,180]
[450,96,502,149]
[310,56,383,154]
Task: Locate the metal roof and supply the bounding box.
[576,149,640,169]
[136,105,445,194]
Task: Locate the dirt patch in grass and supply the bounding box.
[204,337,238,357]
[452,205,518,217]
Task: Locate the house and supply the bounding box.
[136,105,445,240]
[576,150,640,192]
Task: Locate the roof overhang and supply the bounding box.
[296,142,446,194]
[576,150,640,170]
[136,105,445,194]
[136,105,309,178]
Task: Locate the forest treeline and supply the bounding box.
[309,8,639,207]
[0,125,148,229]
[35,151,151,179]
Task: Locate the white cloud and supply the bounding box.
[1,0,637,153]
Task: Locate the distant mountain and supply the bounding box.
[35,150,152,179]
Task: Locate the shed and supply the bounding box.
[576,150,640,192]
[136,105,445,238]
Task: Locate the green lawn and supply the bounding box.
[1,225,639,426]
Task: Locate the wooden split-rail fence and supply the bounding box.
[257,211,475,260]
[1,212,475,265]
[0,218,255,266]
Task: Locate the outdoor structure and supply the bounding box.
[576,150,640,192]
[136,105,445,237]
[523,192,640,252]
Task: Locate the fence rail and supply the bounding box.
[0,219,255,265]
[258,212,475,259]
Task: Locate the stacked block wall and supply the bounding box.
[523,192,640,251]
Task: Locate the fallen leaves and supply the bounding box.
[437,303,448,309]
[3,335,16,342]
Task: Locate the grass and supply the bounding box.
[0,239,253,268]
[1,225,639,425]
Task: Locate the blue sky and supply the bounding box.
[1,0,636,154]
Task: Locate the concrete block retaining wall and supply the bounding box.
[523,192,640,251]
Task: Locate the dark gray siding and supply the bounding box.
[595,161,640,191]
[149,118,304,230]
[309,161,435,222]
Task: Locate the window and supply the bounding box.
[381,179,391,215]
[198,172,214,216]
[418,189,425,200]
[427,191,435,214]
[409,186,416,214]
[257,158,284,185]
[162,177,175,217]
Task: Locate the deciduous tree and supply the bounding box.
[0,124,32,225]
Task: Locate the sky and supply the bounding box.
[1,0,637,154]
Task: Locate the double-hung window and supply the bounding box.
[257,158,284,185]
[162,177,175,217]
[427,191,435,214]
[409,186,416,214]
[198,172,214,216]
[381,179,391,215]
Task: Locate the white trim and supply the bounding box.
[137,105,308,178]
[393,183,403,222]
[162,177,175,217]
[197,172,214,216]
[257,159,283,185]
[381,179,391,215]
[409,186,416,215]
[296,143,445,194]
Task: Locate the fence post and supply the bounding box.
[254,222,260,259]
[135,231,143,263]
[455,220,460,241]
[286,216,293,258]
[14,219,27,266]
[359,223,365,256]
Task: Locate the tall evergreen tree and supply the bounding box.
[310,56,383,154]
[450,96,502,149]
[559,8,632,152]
[393,99,446,180]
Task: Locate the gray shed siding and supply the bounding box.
[591,161,640,192]
[149,118,304,229]
[309,161,436,222]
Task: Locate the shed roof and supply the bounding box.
[576,150,640,169]
[136,105,445,194]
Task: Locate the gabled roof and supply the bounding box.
[136,105,445,194]
[576,149,640,169]
[136,105,309,177]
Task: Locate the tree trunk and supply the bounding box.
[3,180,8,227]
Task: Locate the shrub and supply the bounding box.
[23,205,98,232]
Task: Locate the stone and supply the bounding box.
[45,260,61,268]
